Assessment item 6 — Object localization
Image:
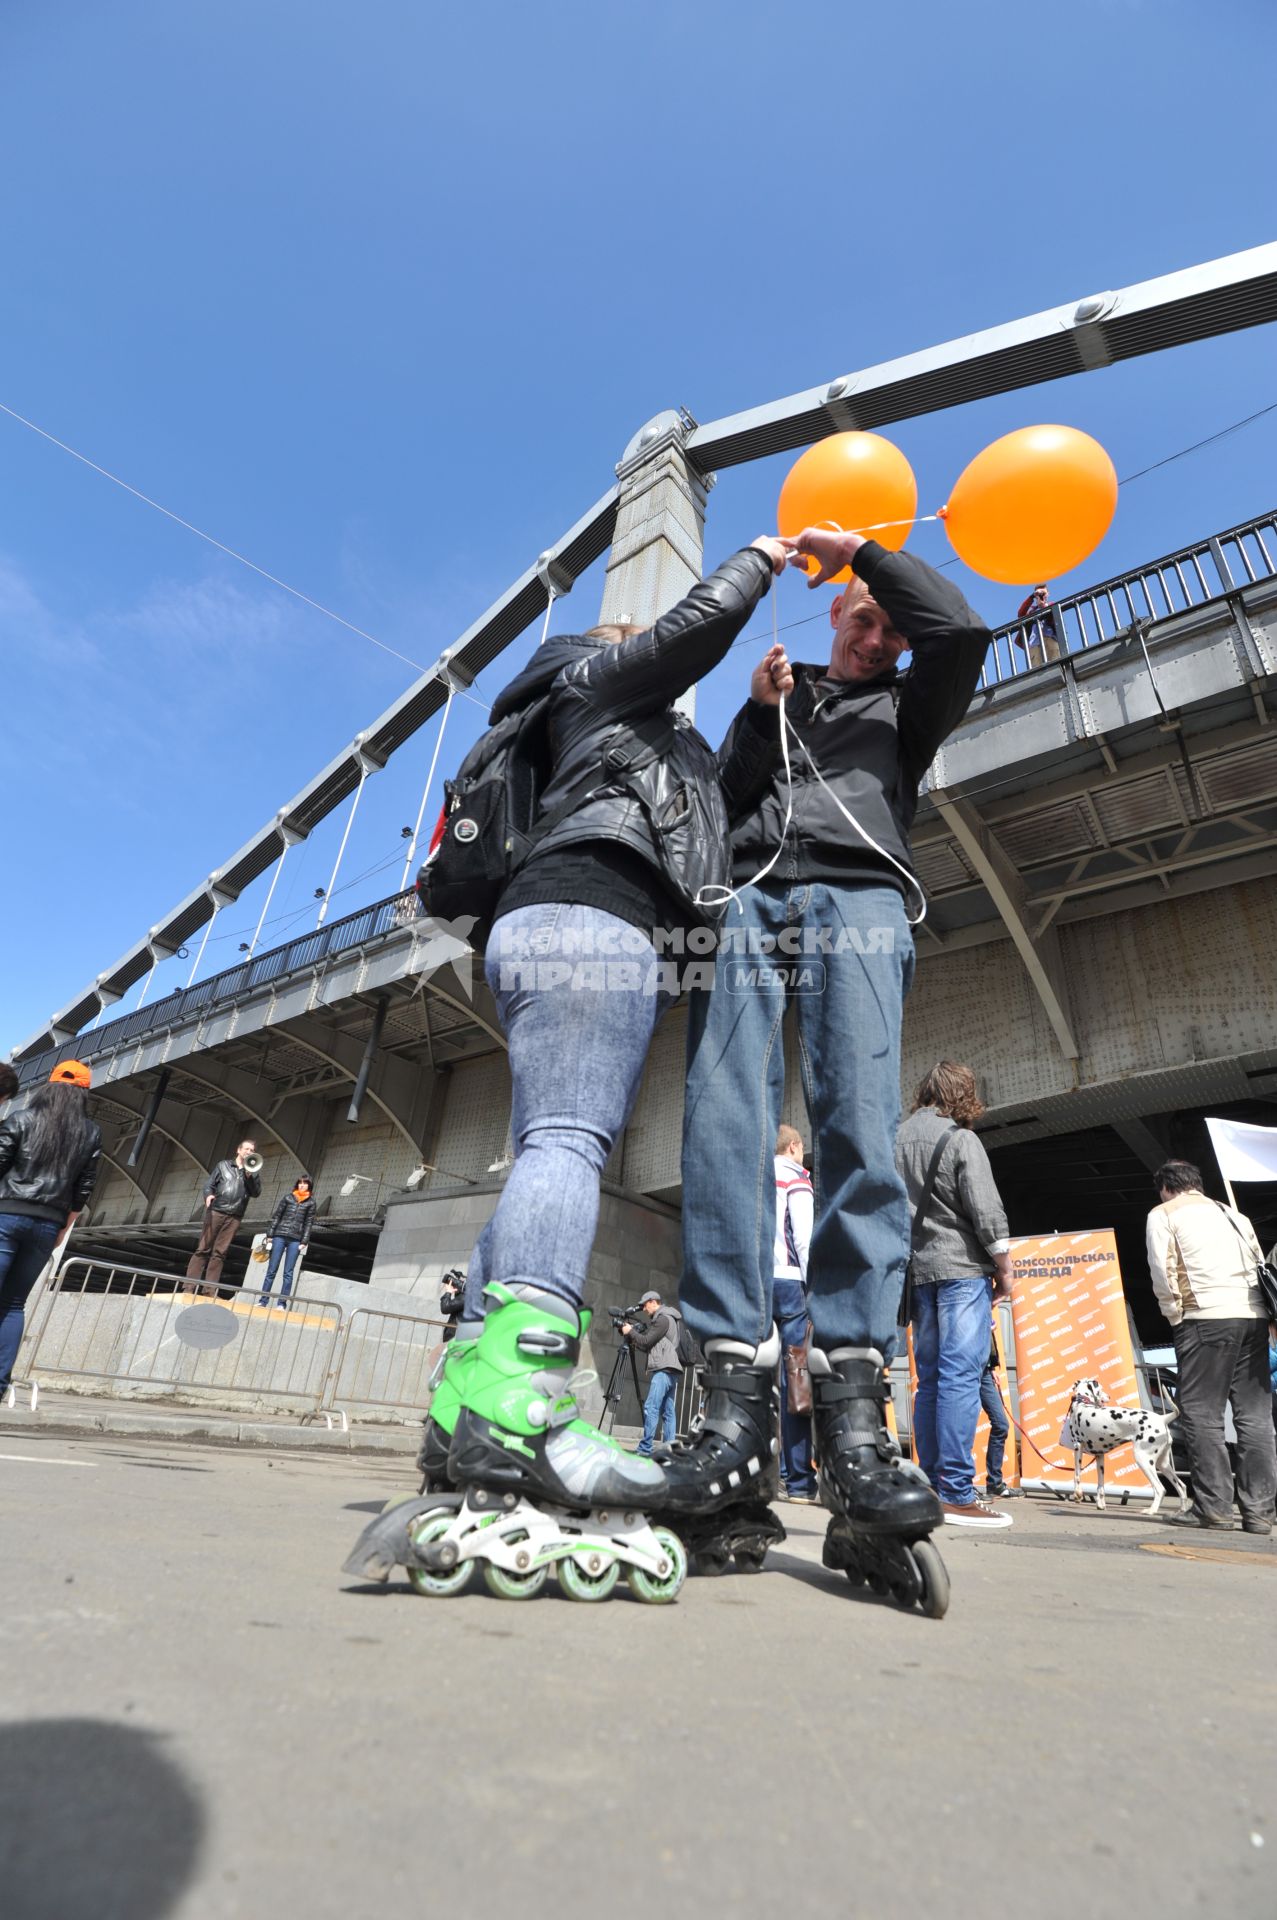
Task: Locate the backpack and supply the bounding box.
[671,1308,697,1371]
[417,692,674,946]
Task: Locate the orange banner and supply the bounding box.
[1008,1230,1145,1491]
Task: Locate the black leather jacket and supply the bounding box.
[725,543,989,905]
[0,1108,102,1224]
[269,1192,315,1243]
[204,1158,261,1220]
[489,547,780,925]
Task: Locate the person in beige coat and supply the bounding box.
[1146,1159,1276,1533]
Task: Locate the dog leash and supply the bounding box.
[990,1374,1084,1478]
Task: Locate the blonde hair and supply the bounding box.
[584,622,646,644]
[776,1123,803,1154]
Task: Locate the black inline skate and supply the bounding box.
[650,1331,788,1575]
[809,1347,950,1618]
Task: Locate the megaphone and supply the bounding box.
[244,1151,264,1176]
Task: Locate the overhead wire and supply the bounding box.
[0,396,494,713]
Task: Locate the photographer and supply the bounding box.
[621,1290,685,1458]
[186,1138,261,1291]
[439,1267,466,1344]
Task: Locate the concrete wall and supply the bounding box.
[903,874,1277,1112]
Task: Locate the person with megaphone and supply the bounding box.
[186,1136,261,1292]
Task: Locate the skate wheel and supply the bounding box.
[557,1556,621,1603]
[867,1572,891,1596]
[841,1564,868,1589]
[483,1561,548,1600]
[404,1514,476,1598]
[380,1491,421,1516]
[691,1546,731,1578]
[627,1527,687,1605]
[733,1547,768,1574]
[912,1538,950,1620]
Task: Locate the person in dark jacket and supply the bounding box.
[622,1289,686,1457]
[0,1059,102,1392]
[981,1324,1014,1500]
[664,525,990,1544]
[258,1175,315,1308]
[442,537,792,1512]
[186,1139,261,1291]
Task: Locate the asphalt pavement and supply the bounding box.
[1,1432,1273,1920]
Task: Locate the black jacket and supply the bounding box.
[0,1107,102,1224]
[204,1159,261,1220]
[269,1192,315,1243]
[723,543,988,904]
[491,547,779,927]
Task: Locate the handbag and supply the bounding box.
[1212,1201,1277,1323]
[783,1319,814,1416]
[899,1124,960,1326]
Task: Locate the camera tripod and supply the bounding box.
[600,1329,646,1434]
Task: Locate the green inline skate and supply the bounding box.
[357,1282,686,1603]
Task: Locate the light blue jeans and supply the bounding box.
[638,1369,679,1455]
[911,1276,995,1506]
[464,903,675,1318]
[681,881,914,1357]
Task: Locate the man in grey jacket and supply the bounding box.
[896,1063,1012,1531]
[622,1290,685,1458]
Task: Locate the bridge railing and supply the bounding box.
[979,506,1277,688]
[16,889,424,1087]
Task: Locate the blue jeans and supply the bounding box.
[775,1275,815,1495]
[980,1365,1009,1485]
[464,904,675,1318]
[638,1369,679,1455]
[0,1212,61,1389]
[260,1236,302,1304]
[911,1277,995,1506]
[681,882,914,1357]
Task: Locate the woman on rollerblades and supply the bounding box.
[344,535,793,1602]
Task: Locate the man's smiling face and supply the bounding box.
[827,582,906,682]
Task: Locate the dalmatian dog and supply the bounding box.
[1065,1378,1189,1517]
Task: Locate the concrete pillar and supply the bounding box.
[599,409,710,718]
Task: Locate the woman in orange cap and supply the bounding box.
[0,1059,102,1392]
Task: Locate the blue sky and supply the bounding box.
[3,0,1276,1052]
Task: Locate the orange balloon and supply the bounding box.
[778,432,917,585]
[940,425,1117,585]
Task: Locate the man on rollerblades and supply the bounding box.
[658,526,990,1615]
[344,535,795,1601]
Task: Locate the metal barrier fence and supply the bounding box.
[981,506,1277,688]
[18,1255,344,1414]
[322,1308,447,1421]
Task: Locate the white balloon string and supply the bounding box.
[694,575,794,915]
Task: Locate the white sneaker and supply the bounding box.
[942,1499,1013,1530]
